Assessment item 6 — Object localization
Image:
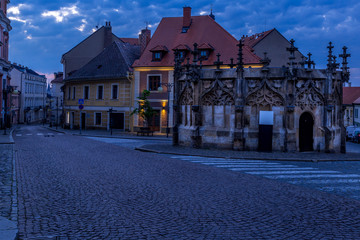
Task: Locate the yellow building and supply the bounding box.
[63,41,140,131]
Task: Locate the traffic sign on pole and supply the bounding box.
[79,105,84,110]
[78,99,84,105]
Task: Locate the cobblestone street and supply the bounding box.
[12,126,360,239]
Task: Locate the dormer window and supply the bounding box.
[172,44,190,62]
[198,43,214,61]
[153,52,162,61]
[200,50,209,60]
[150,45,169,62]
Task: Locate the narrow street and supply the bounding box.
[14,125,360,239]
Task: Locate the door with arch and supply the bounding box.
[299,112,314,152]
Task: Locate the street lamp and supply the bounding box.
[158,83,174,137]
[2,86,20,135]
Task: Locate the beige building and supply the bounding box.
[63,41,140,131]
[61,22,137,78]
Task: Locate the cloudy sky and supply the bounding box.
[8,0,360,85]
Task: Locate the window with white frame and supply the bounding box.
[95,112,102,125]
[72,86,76,99]
[111,84,118,99]
[84,86,89,100]
[97,85,104,99]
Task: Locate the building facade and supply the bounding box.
[61,22,138,78]
[10,64,47,124]
[132,7,262,133]
[342,87,360,127]
[0,0,11,128]
[63,41,140,131]
[50,72,64,126]
[173,41,350,153]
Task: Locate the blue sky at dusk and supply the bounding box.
[8,0,360,85]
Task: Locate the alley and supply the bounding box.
[14,125,360,239]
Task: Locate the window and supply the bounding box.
[148,75,161,91]
[84,86,89,99]
[355,109,359,119]
[68,87,71,99]
[200,50,209,60]
[112,84,118,99]
[97,85,104,99]
[72,86,76,99]
[95,112,102,125]
[153,52,162,61]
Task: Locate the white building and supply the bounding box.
[10,64,47,123]
[50,72,64,126]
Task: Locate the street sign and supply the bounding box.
[79,104,84,110]
[78,99,84,105]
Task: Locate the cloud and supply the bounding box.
[41,5,80,23]
[76,19,87,32]
[8,4,32,15]
[9,16,27,23]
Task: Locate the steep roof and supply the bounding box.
[242,29,275,48]
[65,41,140,81]
[133,15,261,67]
[51,73,63,84]
[343,87,360,105]
[120,38,139,46]
[12,64,43,77]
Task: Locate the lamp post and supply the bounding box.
[2,86,19,135]
[158,83,174,137]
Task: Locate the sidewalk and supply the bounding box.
[45,126,360,161]
[0,128,18,240]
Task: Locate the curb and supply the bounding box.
[135,147,360,162]
[42,126,171,142]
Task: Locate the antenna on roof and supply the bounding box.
[145,21,150,29]
[209,4,215,20]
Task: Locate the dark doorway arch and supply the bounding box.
[299,112,314,152]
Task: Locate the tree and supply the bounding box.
[131,90,156,127]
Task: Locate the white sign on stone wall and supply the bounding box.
[259,111,274,125]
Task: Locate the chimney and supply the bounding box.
[183,6,192,28]
[139,28,151,54]
[104,21,113,48]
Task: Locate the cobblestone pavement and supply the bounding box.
[0,144,13,220]
[14,125,360,239]
[0,143,18,239]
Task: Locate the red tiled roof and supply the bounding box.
[242,29,275,48]
[150,45,169,52]
[198,43,214,50]
[172,44,191,51]
[120,38,139,46]
[133,15,261,67]
[343,87,360,104]
[353,96,360,104]
[51,75,63,84]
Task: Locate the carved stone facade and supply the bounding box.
[173,42,350,153]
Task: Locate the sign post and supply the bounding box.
[78,99,84,135]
